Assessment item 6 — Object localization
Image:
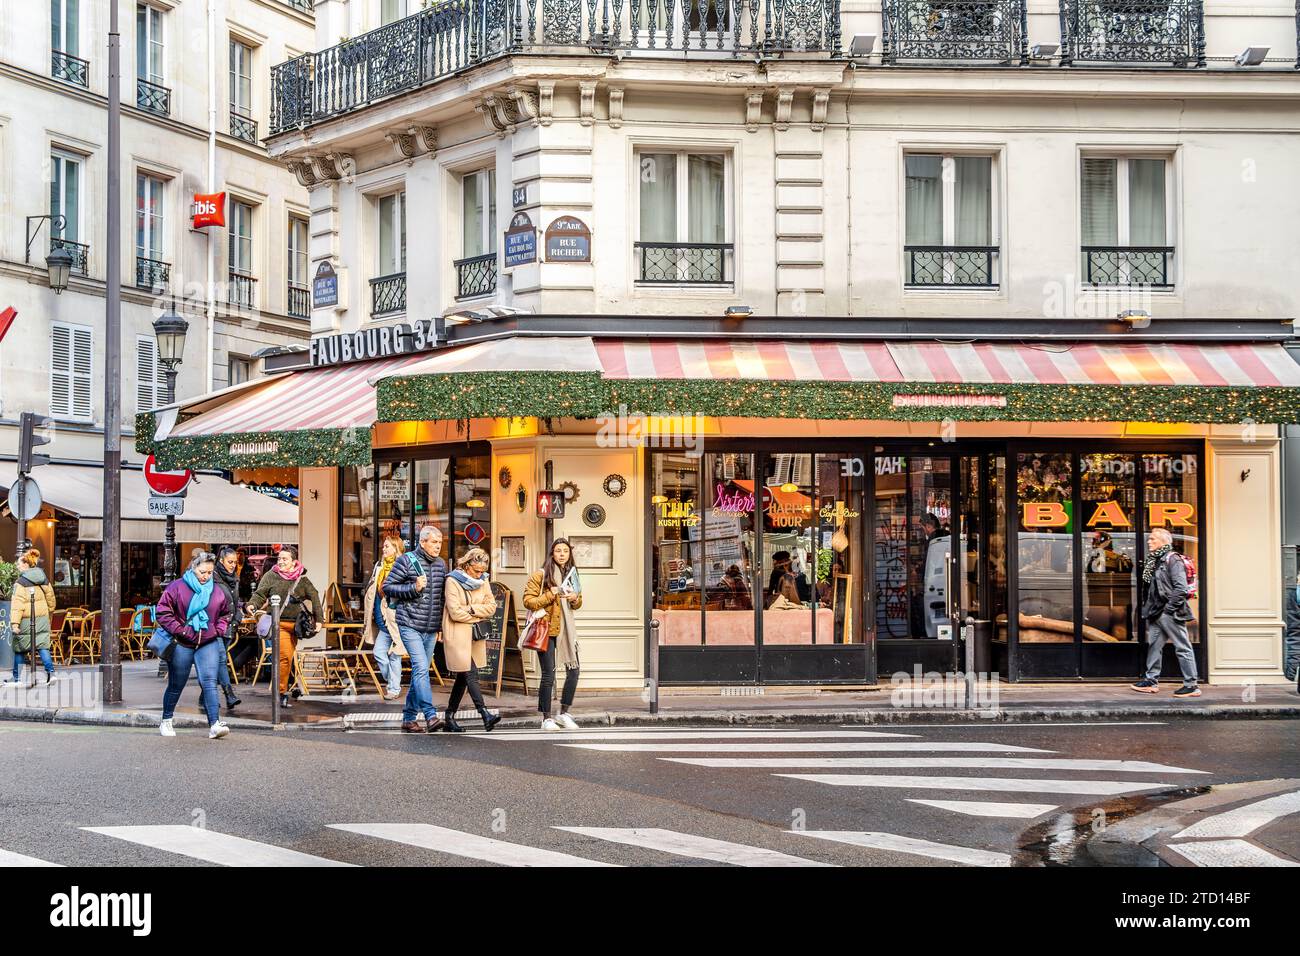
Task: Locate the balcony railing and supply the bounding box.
[1081,245,1174,288]
[228,271,258,308]
[51,237,90,277]
[882,1,1027,64]
[455,253,497,299]
[370,272,407,315]
[1059,1,1204,67]
[282,0,315,12]
[52,50,89,87]
[230,110,259,143]
[904,245,998,287]
[271,0,843,134]
[288,283,311,318]
[135,256,170,292]
[136,77,171,115]
[634,242,733,284]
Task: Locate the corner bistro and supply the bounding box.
[138,316,1300,688]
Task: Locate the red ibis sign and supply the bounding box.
[144,454,193,497]
[192,192,226,230]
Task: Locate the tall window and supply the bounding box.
[288,217,308,285]
[229,39,253,116]
[135,173,165,260]
[1081,156,1171,286]
[461,170,496,259]
[135,335,167,412]
[228,355,252,386]
[637,151,729,283]
[904,153,995,287]
[52,0,80,56]
[136,4,164,84]
[50,152,81,243]
[229,200,253,274]
[50,323,93,420]
[378,192,407,276]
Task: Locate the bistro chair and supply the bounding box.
[249,634,306,696]
[47,610,69,665]
[128,606,155,661]
[66,610,102,665]
[117,608,138,661]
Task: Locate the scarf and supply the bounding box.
[273,560,305,582]
[181,569,215,631]
[216,563,239,597]
[449,568,486,591]
[1142,544,1172,585]
[375,553,397,592]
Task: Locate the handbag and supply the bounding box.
[147,625,176,662]
[519,609,550,653]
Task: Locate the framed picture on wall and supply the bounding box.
[500,536,526,570]
[569,535,614,570]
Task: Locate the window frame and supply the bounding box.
[632,146,734,287]
[460,168,497,260]
[228,354,252,387]
[50,150,82,243]
[377,190,407,277]
[1078,151,1176,290]
[50,321,94,422]
[135,171,166,261]
[52,0,80,56]
[228,198,254,276]
[901,148,1001,290]
[136,3,165,85]
[228,38,253,117]
[287,215,309,286]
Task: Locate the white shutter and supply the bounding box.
[70,325,93,419]
[50,325,72,417]
[50,323,92,420]
[136,336,158,411]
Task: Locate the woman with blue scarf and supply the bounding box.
[154,551,233,739]
[439,547,500,732]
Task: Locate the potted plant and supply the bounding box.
[0,560,17,670]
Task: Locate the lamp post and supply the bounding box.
[102,0,123,705]
[24,215,73,293]
[153,304,189,587]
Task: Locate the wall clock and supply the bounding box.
[603,474,627,498]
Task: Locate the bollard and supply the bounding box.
[269,594,282,727]
[648,618,660,716]
[963,616,976,710]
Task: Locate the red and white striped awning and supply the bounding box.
[593,340,1300,387]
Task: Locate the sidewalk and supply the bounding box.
[1,661,1296,731]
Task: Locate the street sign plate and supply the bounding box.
[5,476,42,522]
[148,496,185,517]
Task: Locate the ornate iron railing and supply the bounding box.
[288,283,311,317]
[455,253,498,299]
[51,237,90,276]
[228,271,258,308]
[371,273,408,315]
[634,242,733,283]
[136,78,171,115]
[135,256,170,291]
[882,1,1026,64]
[904,245,998,287]
[230,110,259,143]
[1059,0,1204,67]
[1081,245,1173,287]
[282,0,315,12]
[52,50,90,87]
[271,0,843,134]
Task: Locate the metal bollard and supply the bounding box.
[963,616,976,710]
[270,594,282,727]
[648,618,660,716]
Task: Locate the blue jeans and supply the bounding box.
[399,626,439,723]
[162,640,223,725]
[374,627,402,696]
[12,648,54,680]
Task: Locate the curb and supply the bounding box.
[1,706,272,731]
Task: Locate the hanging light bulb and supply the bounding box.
[780,482,798,494]
[466,498,486,509]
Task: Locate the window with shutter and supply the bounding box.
[51,323,93,420]
[136,335,166,411]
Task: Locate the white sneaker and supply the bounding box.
[159,719,176,737]
[540,717,560,732]
[555,713,579,730]
[208,721,230,740]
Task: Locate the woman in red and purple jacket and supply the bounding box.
[155,551,233,739]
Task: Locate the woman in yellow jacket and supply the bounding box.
[522,538,582,731]
[8,549,57,685]
[440,547,501,732]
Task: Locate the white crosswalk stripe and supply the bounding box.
[329,823,615,867]
[558,742,1051,753]
[662,757,1203,773]
[794,830,1012,867]
[484,730,919,741]
[1174,790,1300,839]
[1167,840,1299,867]
[556,827,831,867]
[775,774,1172,795]
[84,826,355,867]
[907,800,1059,819]
[0,848,61,867]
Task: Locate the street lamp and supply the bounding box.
[45,245,73,294]
[152,303,188,589]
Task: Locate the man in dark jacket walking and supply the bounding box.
[383,525,447,732]
[1131,528,1200,698]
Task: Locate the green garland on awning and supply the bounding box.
[377,371,1300,425]
[135,412,373,470]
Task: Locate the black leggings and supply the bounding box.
[536,643,579,716]
[446,668,486,715]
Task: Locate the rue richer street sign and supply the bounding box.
[544,216,591,263]
[147,496,185,517]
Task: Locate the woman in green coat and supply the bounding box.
[7,548,56,685]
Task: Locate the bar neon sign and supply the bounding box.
[1022,501,1196,528]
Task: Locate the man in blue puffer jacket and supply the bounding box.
[383,525,448,733]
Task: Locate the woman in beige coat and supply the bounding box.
[363,535,407,700]
[439,547,500,732]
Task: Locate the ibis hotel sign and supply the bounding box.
[308,317,442,368]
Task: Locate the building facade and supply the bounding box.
[142,0,1300,689]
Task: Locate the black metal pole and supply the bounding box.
[101,0,123,704]
[544,460,554,554]
[161,367,179,587]
[26,589,37,691]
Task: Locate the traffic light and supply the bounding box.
[18,411,52,475]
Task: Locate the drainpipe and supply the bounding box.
[206,0,217,393]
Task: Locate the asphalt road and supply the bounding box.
[1,718,1296,867]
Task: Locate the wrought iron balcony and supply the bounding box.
[634,242,733,284]
[904,245,998,287]
[51,237,90,277]
[135,256,170,292]
[52,50,90,87]
[271,0,843,135]
[136,78,171,116]
[371,272,408,315]
[281,0,315,12]
[288,283,311,318]
[228,271,258,308]
[882,1,1026,64]
[230,110,259,143]
[455,253,497,299]
[1081,245,1173,288]
[1059,0,1204,67]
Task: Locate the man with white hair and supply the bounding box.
[1132,527,1200,698]
[383,525,448,732]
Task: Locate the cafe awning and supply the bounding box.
[0,463,299,546]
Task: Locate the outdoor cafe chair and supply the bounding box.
[47,610,69,665]
[66,610,101,665]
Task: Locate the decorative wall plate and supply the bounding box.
[582,503,607,528]
[603,473,627,498]
[498,466,512,489]
[558,480,580,503]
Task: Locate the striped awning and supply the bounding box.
[593,340,1300,387]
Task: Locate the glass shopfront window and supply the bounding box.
[415,459,450,552]
[1015,453,1075,642]
[340,464,375,588]
[652,454,705,644]
[377,460,413,547]
[1141,453,1200,643]
[452,455,492,564]
[704,452,756,646]
[1082,453,1138,644]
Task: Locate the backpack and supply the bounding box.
[1175,553,1198,601]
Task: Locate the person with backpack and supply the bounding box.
[1131,527,1200,698]
[382,525,447,734]
[7,549,57,686]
